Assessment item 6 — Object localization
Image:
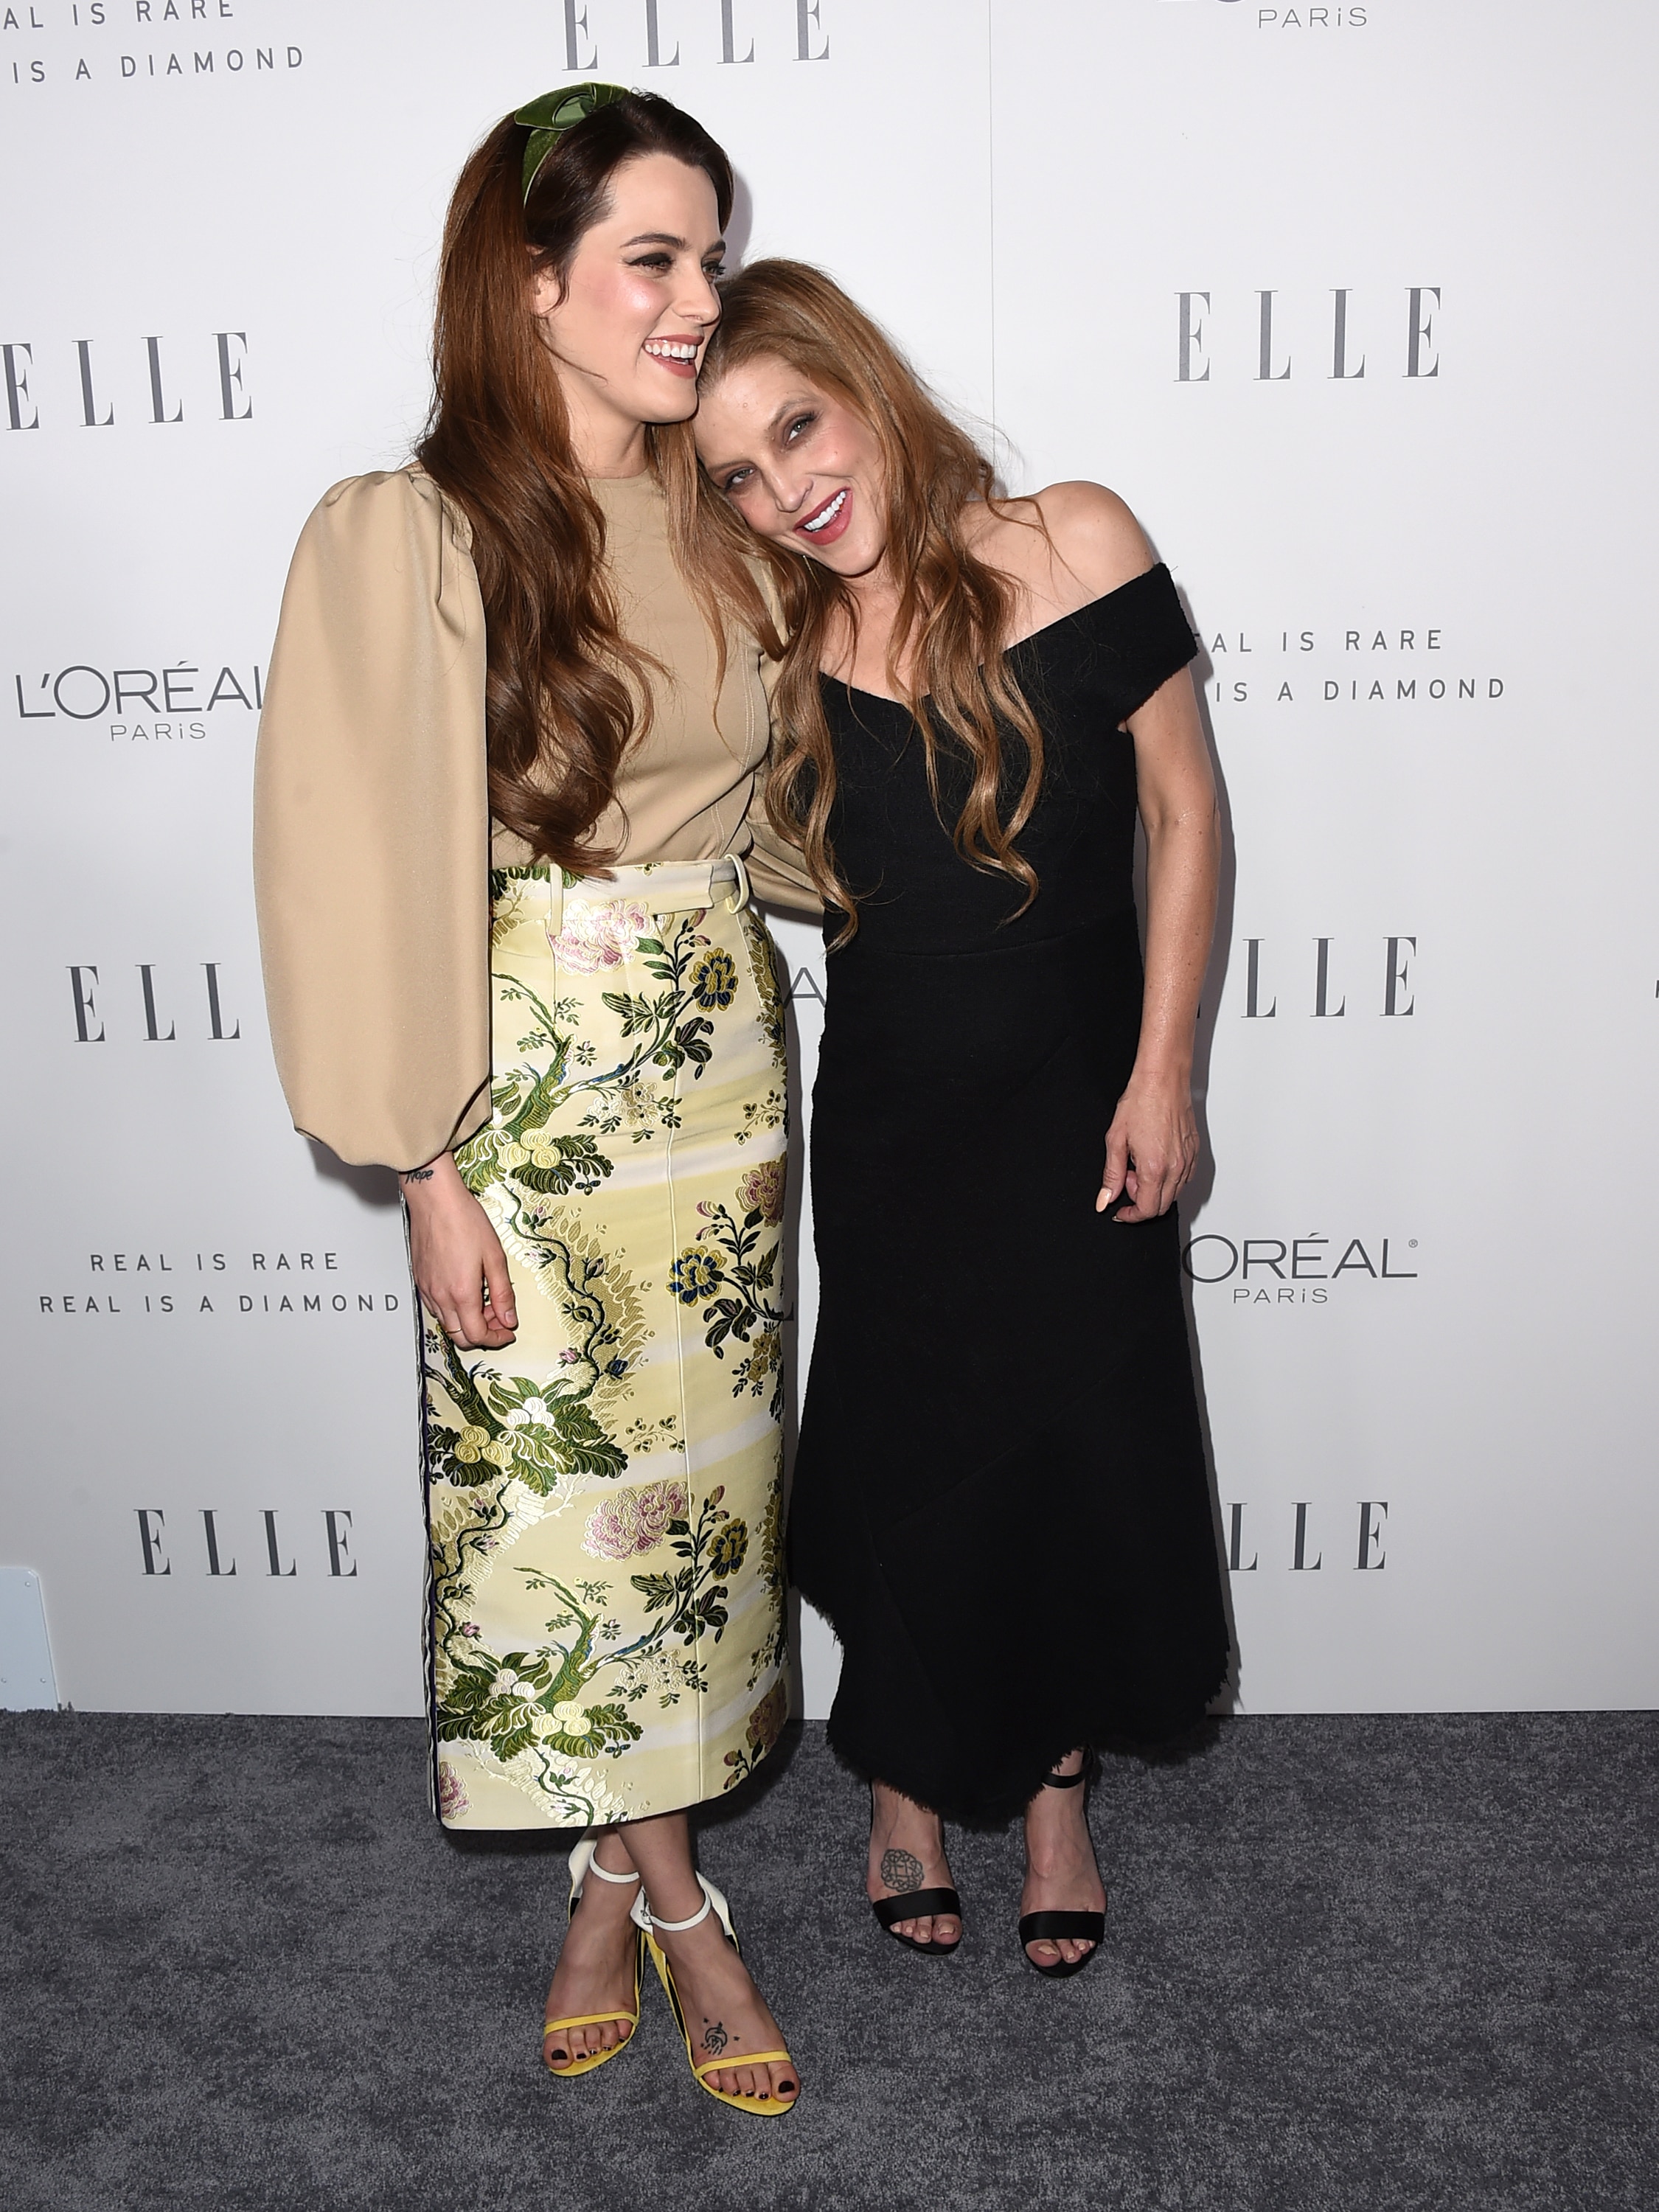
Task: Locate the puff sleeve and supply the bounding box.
[253,468,493,1170]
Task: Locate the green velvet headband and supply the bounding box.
[514,81,631,202]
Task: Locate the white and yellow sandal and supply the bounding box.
[636,1874,799,2117]
[542,1837,644,2080]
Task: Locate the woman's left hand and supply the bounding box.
[1098,1071,1200,1222]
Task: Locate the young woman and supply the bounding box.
[691,262,1232,1975]
[254,89,813,2112]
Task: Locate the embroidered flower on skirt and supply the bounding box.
[669,1246,723,1303]
[549,897,652,973]
[582,1478,691,1561]
[691,950,740,1008]
[737,1158,786,1225]
[747,1680,788,1754]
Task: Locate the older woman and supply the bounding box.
[690,261,1231,1978]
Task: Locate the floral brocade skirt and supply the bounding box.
[420,859,791,1831]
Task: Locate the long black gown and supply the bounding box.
[788,566,1232,1826]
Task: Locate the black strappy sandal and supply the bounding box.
[871,1885,964,1955]
[868,1788,963,1957]
[1018,1763,1107,1980]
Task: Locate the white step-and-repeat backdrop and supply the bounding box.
[3,1,1655,1719]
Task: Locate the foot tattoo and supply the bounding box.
[880,1846,925,1893]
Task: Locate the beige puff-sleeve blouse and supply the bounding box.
[253,465,818,1173]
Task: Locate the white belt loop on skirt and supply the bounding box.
[544,853,752,939]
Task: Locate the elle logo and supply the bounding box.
[1234,936,1416,1018]
[1226,1500,1388,1571]
[560,0,830,70]
[1176,290,1439,380]
[68,964,240,1043]
[135,1509,359,1579]
[1,333,251,430]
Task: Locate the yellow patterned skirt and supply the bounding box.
[420,858,790,1831]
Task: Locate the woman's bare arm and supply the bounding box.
[1102,666,1219,1220]
[1003,481,1219,1220]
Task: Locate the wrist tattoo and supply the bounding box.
[400,1166,436,1184]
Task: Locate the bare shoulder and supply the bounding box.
[967,480,1155,622]
[1029,480,1154,598]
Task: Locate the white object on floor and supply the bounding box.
[0,1568,58,1709]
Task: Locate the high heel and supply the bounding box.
[1018,1763,1106,1981]
[868,1786,962,1956]
[636,1876,799,2117]
[542,1836,644,2078]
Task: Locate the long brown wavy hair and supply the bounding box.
[416,94,732,869]
[691,260,1046,933]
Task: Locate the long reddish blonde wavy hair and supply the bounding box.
[416,94,731,871]
[691,260,1045,935]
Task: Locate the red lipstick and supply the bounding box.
[795,486,852,547]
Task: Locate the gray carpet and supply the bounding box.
[2,1713,1655,2211]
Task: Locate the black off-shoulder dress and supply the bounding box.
[789,565,1231,1826]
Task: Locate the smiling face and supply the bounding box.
[694,355,891,578]
[531,150,726,461]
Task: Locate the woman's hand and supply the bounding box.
[401,1152,518,1349]
[1098,1068,1200,1222]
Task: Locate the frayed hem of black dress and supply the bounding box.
[821,1667,1231,1832]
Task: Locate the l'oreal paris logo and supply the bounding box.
[1183,1234,1419,1299]
[1158,1,1368,22]
[14,660,264,741]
